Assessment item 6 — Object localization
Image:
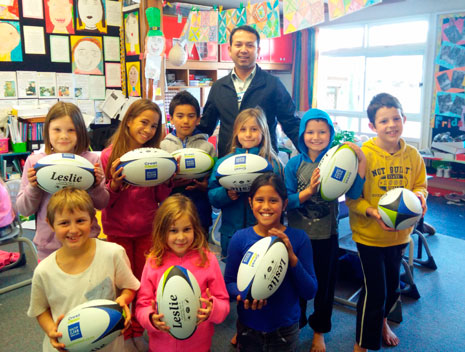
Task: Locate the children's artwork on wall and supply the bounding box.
[0,20,22,61]
[71,35,104,75]
[126,61,140,97]
[122,0,138,13]
[283,0,324,34]
[435,68,465,93]
[436,41,465,70]
[45,0,74,34]
[75,0,107,33]
[22,0,44,19]
[218,7,246,44]
[144,7,164,82]
[17,71,38,98]
[0,0,19,20]
[442,18,465,45]
[0,72,17,99]
[124,10,139,55]
[188,10,218,42]
[50,35,71,62]
[328,0,382,21]
[247,0,280,39]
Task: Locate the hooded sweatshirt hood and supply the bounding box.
[298,108,335,162]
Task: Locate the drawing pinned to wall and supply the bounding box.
[124,10,139,55]
[247,0,280,39]
[75,0,107,33]
[45,0,74,34]
[126,61,140,97]
[188,10,218,42]
[0,72,17,99]
[436,41,465,69]
[218,7,246,44]
[442,17,465,45]
[283,0,324,35]
[0,0,19,20]
[0,20,22,61]
[435,91,465,118]
[435,68,465,93]
[71,35,104,74]
[328,0,382,21]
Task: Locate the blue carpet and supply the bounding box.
[424,195,465,240]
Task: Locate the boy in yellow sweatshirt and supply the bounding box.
[346,93,427,352]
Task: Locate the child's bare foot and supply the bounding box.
[230,333,237,346]
[382,318,399,346]
[310,332,326,352]
[353,342,367,352]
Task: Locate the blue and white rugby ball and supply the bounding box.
[117,148,176,187]
[34,153,95,194]
[318,144,358,201]
[378,188,422,230]
[156,265,201,340]
[172,148,215,180]
[237,236,289,301]
[216,153,272,192]
[57,299,125,352]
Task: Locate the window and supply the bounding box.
[316,18,429,141]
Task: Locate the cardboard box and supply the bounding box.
[432,141,465,154]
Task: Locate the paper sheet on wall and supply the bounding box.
[23,25,46,54]
[89,75,106,99]
[56,73,74,98]
[50,35,70,63]
[38,72,57,98]
[283,0,324,34]
[103,36,121,61]
[77,99,96,118]
[0,71,17,99]
[105,63,122,87]
[73,75,89,99]
[106,0,122,27]
[22,0,44,19]
[17,71,38,98]
[101,90,126,118]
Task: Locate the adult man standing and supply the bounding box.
[199,25,300,157]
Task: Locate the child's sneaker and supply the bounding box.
[443,165,451,178]
[436,165,444,177]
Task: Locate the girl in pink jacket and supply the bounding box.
[136,194,230,352]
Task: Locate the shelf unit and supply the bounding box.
[0,151,30,180]
[423,156,465,196]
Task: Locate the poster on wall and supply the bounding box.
[126,61,140,97]
[71,35,104,75]
[124,10,139,55]
[75,0,107,33]
[45,0,74,34]
[0,20,22,61]
[188,10,218,42]
[431,12,465,142]
[218,8,246,44]
[17,71,38,98]
[283,0,324,35]
[0,0,19,20]
[247,0,280,39]
[0,71,17,99]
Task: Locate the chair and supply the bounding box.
[0,179,38,295]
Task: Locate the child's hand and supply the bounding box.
[366,207,396,231]
[150,300,170,332]
[415,192,427,217]
[27,167,39,188]
[186,175,208,192]
[269,228,298,267]
[93,163,105,186]
[109,158,126,192]
[343,142,367,177]
[47,314,66,351]
[236,295,267,310]
[227,189,239,200]
[197,288,213,325]
[115,296,131,334]
[300,168,320,203]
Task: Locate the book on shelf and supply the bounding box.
[431,141,465,155]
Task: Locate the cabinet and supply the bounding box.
[423,156,465,196]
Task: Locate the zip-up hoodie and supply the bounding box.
[345,137,427,247]
[285,109,363,240]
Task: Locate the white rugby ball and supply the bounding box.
[318,144,358,201]
[118,148,176,187]
[237,236,289,301]
[57,299,125,352]
[34,153,95,194]
[156,265,201,340]
[216,153,272,192]
[378,188,422,230]
[172,148,215,179]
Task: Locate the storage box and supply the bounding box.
[431,141,465,154]
[12,142,27,153]
[0,138,9,153]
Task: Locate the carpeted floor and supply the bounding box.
[424,195,465,240]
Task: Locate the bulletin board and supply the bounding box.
[431,12,465,141]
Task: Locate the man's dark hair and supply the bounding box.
[169,90,200,117]
[367,93,405,125]
[230,25,260,48]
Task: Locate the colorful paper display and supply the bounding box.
[283,0,324,35]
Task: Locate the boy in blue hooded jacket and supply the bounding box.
[284,108,366,352]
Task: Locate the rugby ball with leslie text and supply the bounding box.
[34,153,95,194]
[57,299,125,352]
[117,148,176,187]
[378,188,422,230]
[156,265,201,340]
[318,144,358,201]
[216,153,272,192]
[237,236,289,301]
[172,148,215,179]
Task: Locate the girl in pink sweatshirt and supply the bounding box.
[136,194,230,352]
[100,99,172,349]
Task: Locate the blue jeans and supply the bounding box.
[236,320,299,352]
